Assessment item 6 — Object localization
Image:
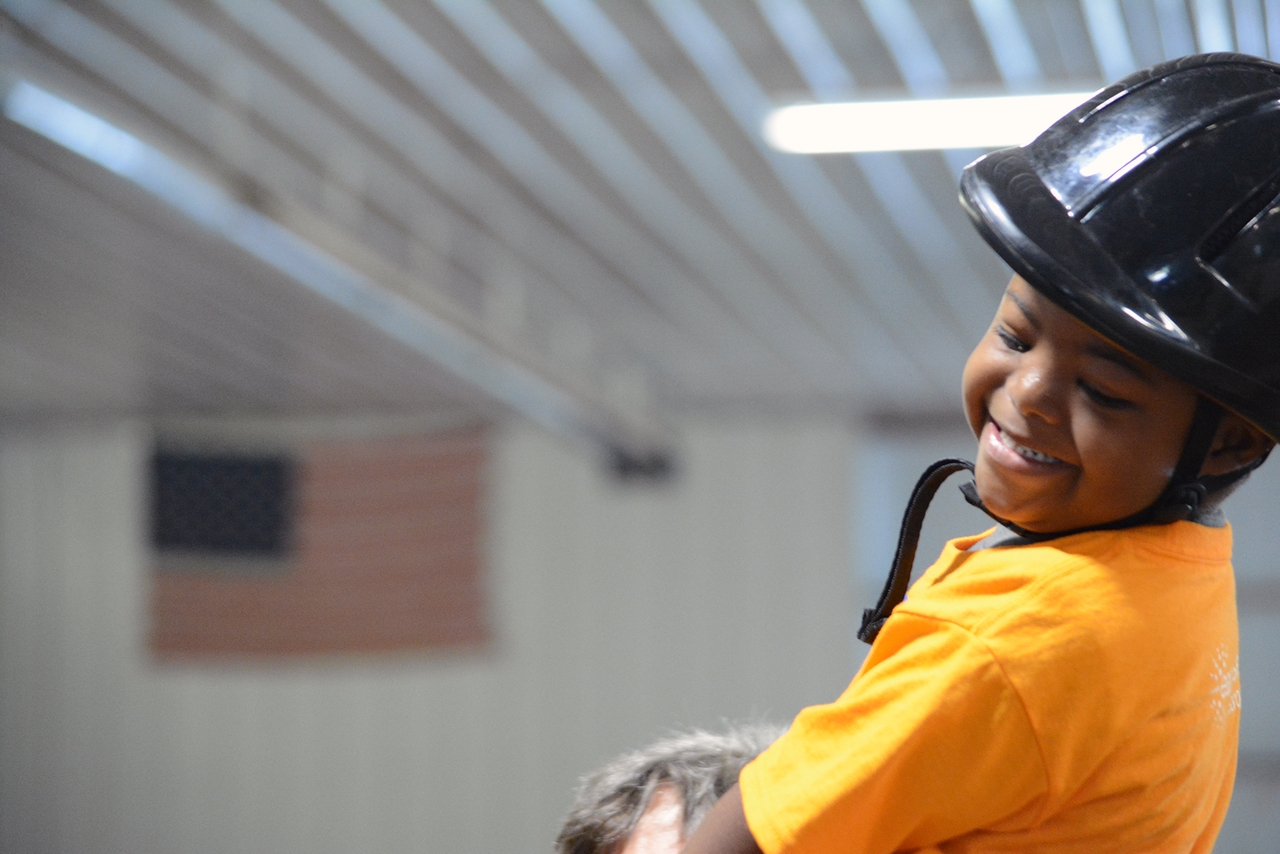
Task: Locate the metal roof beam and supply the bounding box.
[539,0,930,399]
[1,78,662,450]
[968,0,1043,90]
[647,0,971,393]
[213,0,768,381]
[1080,0,1138,80]
[1153,0,1198,59]
[86,0,706,392]
[334,0,853,388]
[764,0,1000,337]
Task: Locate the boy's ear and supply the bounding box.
[1201,411,1275,477]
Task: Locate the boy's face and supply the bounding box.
[962,277,1199,533]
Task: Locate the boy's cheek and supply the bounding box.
[963,388,1003,445]
[960,355,993,438]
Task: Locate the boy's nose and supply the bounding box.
[1006,362,1066,425]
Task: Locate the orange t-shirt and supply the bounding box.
[740,522,1239,853]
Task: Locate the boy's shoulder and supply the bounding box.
[895,521,1235,708]
[906,522,1233,622]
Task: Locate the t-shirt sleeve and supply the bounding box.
[739,613,1050,854]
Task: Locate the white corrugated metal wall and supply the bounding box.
[5,419,1278,853]
[0,417,859,853]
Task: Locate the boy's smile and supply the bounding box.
[963,277,1200,533]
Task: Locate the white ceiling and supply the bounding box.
[0,117,503,422]
[0,0,1264,450]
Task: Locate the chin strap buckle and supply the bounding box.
[1151,482,1208,524]
[857,609,886,644]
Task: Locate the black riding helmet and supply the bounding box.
[861,53,1280,645]
[960,51,1280,444]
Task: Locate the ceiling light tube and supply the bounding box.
[764,92,1096,153]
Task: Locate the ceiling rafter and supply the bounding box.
[537,0,929,398]
[441,0,935,398]
[232,0,838,407]
[968,0,1044,89]
[761,0,1000,341]
[207,0,743,361]
[646,0,973,393]
[1153,0,1198,59]
[0,119,490,420]
[91,0,709,395]
[1081,0,1139,78]
[323,0,853,389]
[1,0,667,445]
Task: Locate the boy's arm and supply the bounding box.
[681,784,763,854]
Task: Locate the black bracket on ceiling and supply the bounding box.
[607,445,677,483]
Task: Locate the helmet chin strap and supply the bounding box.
[860,398,1267,645]
[858,459,975,645]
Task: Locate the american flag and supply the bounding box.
[149,429,489,659]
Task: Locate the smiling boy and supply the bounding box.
[966,277,1269,534]
[681,53,1280,854]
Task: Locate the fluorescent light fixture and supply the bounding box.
[763,92,1096,153]
[5,80,148,171]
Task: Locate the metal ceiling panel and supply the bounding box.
[0,118,496,422]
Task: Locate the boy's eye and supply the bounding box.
[1079,380,1134,410]
[996,327,1029,353]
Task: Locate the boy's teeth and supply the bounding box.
[998,428,1062,463]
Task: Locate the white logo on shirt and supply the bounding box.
[1210,644,1241,725]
